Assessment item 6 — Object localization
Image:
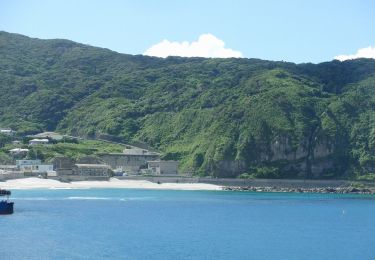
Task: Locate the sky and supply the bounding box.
[0,0,374,63]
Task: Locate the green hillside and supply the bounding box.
[1,31,375,179]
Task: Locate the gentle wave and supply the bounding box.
[13,196,157,201]
[67,196,157,201]
[67,196,112,200]
[14,197,113,201]
[119,197,156,201]
[49,187,90,190]
[13,197,56,201]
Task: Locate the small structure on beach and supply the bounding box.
[147,160,179,175]
[98,148,160,175]
[16,159,54,175]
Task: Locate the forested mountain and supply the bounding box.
[1,31,375,179]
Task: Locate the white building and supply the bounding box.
[9,148,29,155]
[147,160,179,175]
[29,132,64,141]
[29,138,49,145]
[16,160,53,173]
[0,129,15,135]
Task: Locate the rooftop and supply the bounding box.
[75,164,110,168]
[28,131,64,140]
[29,138,49,142]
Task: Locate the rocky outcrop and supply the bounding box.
[223,186,375,194]
[214,160,246,177]
[215,131,339,178]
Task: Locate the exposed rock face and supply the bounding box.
[313,139,333,159]
[215,132,338,178]
[362,163,375,173]
[214,160,246,177]
[270,136,305,161]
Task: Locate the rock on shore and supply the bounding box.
[222,186,375,194]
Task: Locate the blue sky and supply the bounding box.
[0,0,374,63]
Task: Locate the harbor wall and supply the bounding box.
[118,176,375,188]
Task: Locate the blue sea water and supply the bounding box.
[1,189,375,260]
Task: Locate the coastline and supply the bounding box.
[2,177,375,194]
[0,177,222,191]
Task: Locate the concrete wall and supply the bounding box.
[118,176,375,188]
[0,172,25,181]
[148,161,178,175]
[73,165,110,177]
[19,164,53,173]
[51,175,110,182]
[56,169,74,176]
[53,157,75,170]
[198,178,351,188]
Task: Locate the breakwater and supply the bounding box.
[118,176,375,191]
[223,186,375,194]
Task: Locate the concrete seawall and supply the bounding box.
[119,176,375,188]
[0,172,25,181]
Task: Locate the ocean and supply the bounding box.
[1,189,375,260]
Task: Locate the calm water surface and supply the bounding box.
[1,189,375,259]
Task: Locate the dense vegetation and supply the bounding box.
[0,135,124,164]
[1,31,375,179]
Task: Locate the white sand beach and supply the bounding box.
[1,177,222,191]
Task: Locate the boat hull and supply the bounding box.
[0,201,14,215]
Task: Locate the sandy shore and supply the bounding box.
[1,177,222,191]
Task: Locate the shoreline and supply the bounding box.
[2,177,375,194]
[0,177,222,191]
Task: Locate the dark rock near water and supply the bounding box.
[222,186,375,194]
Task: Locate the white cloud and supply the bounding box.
[143,33,243,58]
[334,46,375,61]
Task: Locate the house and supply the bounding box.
[0,129,15,136]
[12,140,21,145]
[9,148,29,155]
[28,132,64,141]
[147,160,179,175]
[29,138,49,145]
[16,160,54,173]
